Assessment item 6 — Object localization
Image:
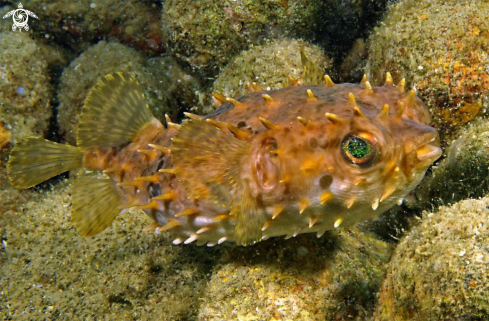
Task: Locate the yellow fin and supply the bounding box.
[171,118,261,245]
[71,176,125,237]
[7,137,83,189]
[171,118,249,205]
[233,184,261,246]
[77,72,155,148]
[300,50,324,85]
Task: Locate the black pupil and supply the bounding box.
[348,137,369,159]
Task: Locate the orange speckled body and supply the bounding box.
[80,79,441,246]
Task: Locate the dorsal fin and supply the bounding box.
[71,176,125,236]
[77,72,155,149]
[300,50,324,85]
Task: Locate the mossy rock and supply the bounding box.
[367,0,489,144]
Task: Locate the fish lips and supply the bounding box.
[415,130,442,167]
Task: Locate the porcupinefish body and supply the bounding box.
[7,72,442,246]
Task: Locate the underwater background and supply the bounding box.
[1,0,489,319]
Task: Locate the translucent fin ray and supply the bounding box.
[7,137,83,189]
[233,184,262,246]
[77,72,154,148]
[300,50,324,85]
[171,118,250,205]
[171,118,261,245]
[71,176,125,237]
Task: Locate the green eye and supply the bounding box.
[341,132,377,166]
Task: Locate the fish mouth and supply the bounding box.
[416,133,442,164]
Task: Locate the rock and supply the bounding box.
[211,38,333,114]
[367,0,489,144]
[57,41,202,143]
[374,196,489,320]
[0,31,53,143]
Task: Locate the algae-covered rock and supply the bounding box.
[374,196,489,320]
[57,41,202,144]
[20,0,163,55]
[211,38,333,111]
[163,0,390,81]
[199,228,393,320]
[338,38,368,83]
[162,0,318,80]
[145,56,208,120]
[0,5,14,32]
[0,31,53,143]
[367,0,489,143]
[415,119,489,212]
[0,181,221,319]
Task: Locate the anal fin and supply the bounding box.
[71,176,125,236]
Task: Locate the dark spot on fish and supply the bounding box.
[319,138,329,149]
[319,175,333,189]
[308,137,318,149]
[237,120,247,128]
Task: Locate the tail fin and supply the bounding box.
[7,137,83,189]
[69,72,158,236]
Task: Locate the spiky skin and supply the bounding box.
[82,79,441,246]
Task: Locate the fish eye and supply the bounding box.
[341,132,377,166]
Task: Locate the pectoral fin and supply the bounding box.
[232,183,262,246]
[171,118,262,245]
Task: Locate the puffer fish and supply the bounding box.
[7,72,442,246]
